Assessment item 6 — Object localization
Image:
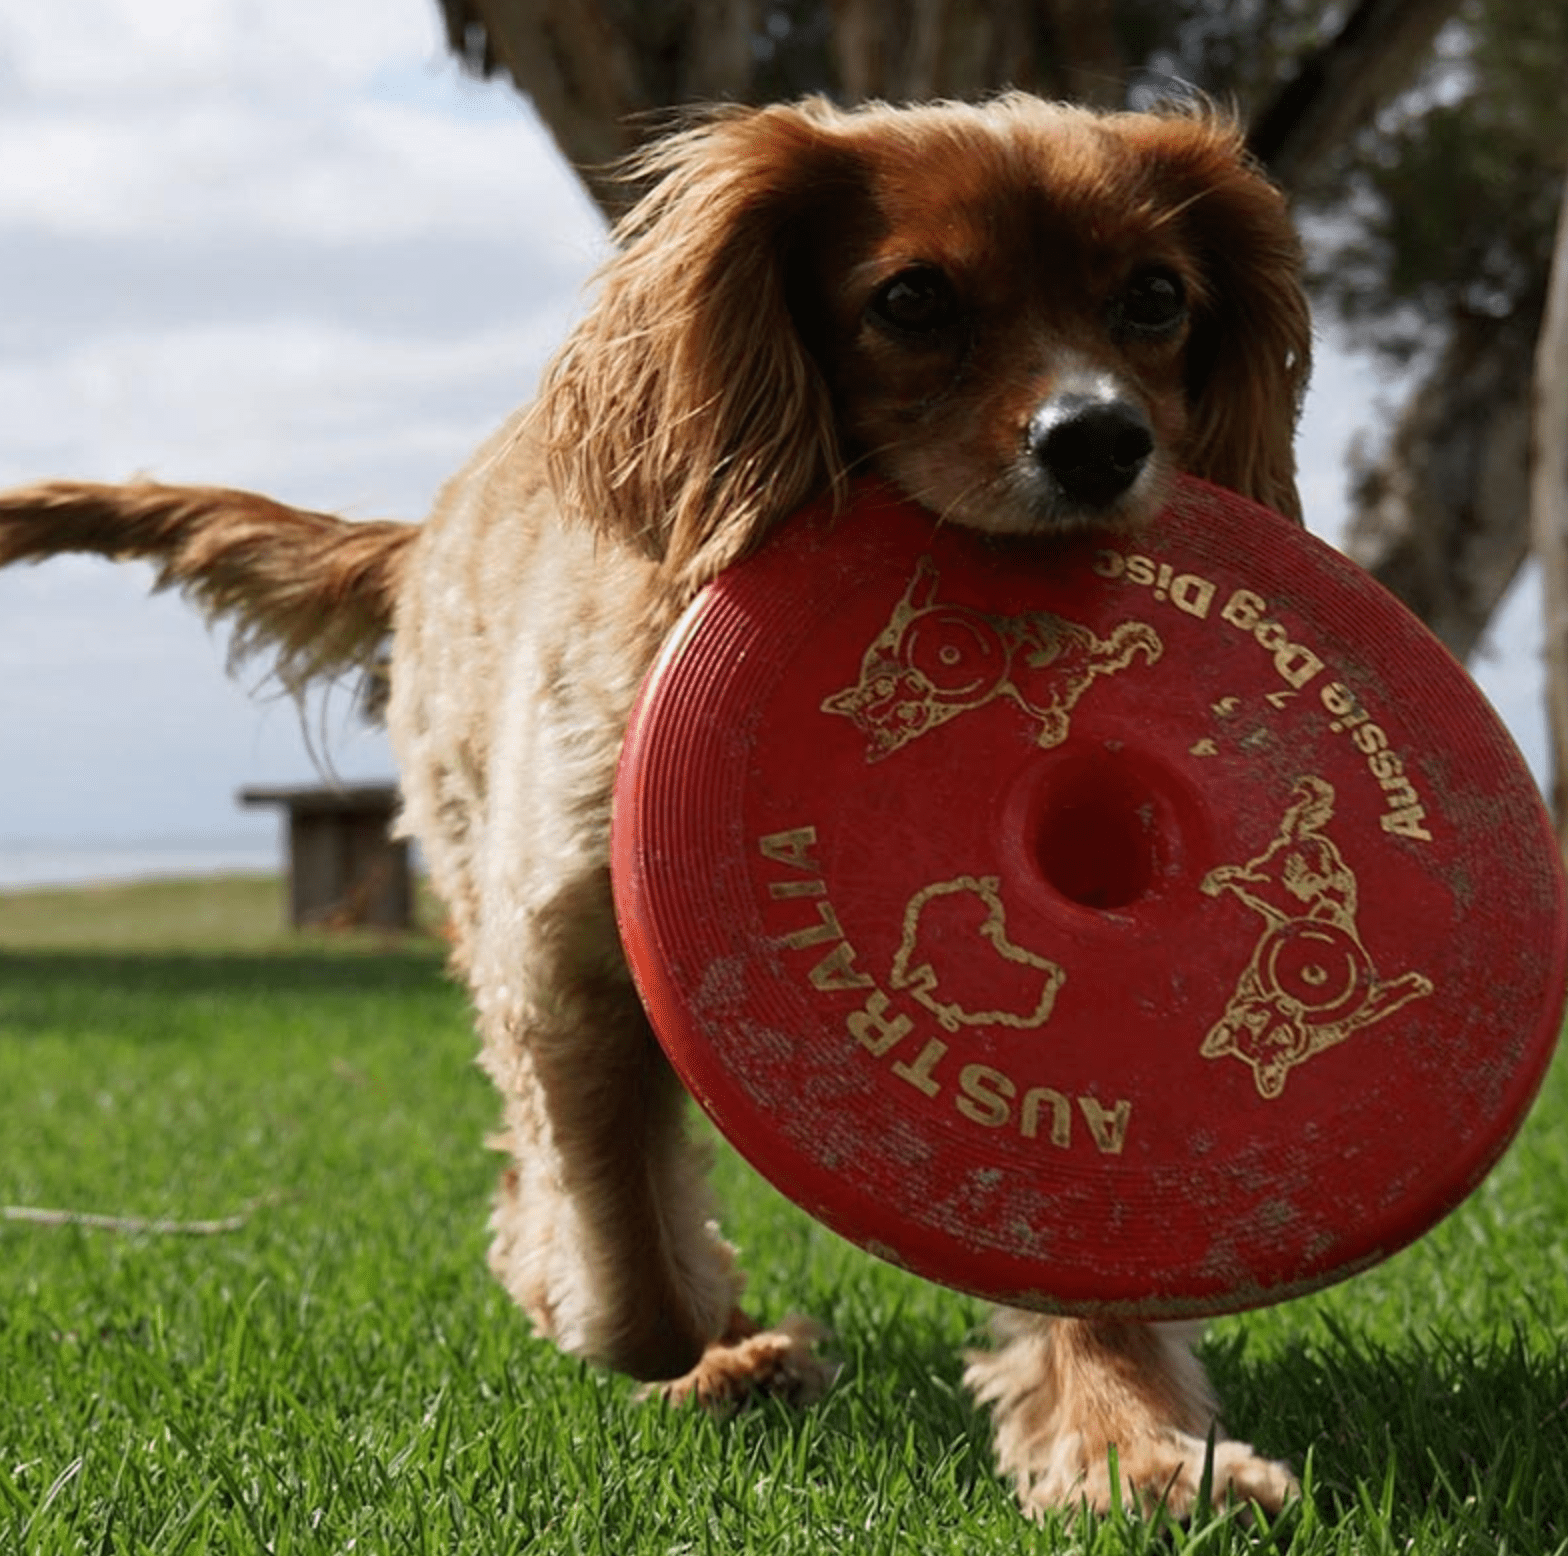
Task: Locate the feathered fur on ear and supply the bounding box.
[537,102,854,593]
[1128,116,1312,523]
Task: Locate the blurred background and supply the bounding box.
[0,0,1562,889]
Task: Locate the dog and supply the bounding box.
[0,94,1311,1520]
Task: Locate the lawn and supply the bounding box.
[3,878,1568,1553]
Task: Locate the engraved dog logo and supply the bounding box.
[1200,776,1433,1099]
[821,556,1162,760]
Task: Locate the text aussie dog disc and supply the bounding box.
[612,475,1567,1317]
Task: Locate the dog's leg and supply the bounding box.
[479,866,830,1406]
[385,454,828,1407]
[964,1310,1297,1520]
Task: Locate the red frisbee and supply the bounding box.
[611,475,1568,1317]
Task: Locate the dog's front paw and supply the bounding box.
[964,1314,1298,1523]
[647,1312,834,1409]
[1010,1424,1299,1521]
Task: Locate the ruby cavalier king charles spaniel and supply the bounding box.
[1,94,1311,1520]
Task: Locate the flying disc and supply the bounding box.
[611,474,1567,1318]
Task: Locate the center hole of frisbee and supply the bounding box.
[1033,750,1158,910]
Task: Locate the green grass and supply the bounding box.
[0,873,446,952]
[3,879,1568,1552]
[0,874,294,951]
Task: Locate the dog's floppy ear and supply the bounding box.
[1135,117,1312,523]
[537,102,853,592]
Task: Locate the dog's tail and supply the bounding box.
[0,479,416,694]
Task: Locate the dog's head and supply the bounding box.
[538,96,1310,594]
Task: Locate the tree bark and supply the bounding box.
[830,0,1044,103]
[1345,307,1540,664]
[443,0,1465,214]
[1037,0,1125,110]
[1532,177,1568,832]
[1246,0,1462,193]
[436,0,762,214]
[440,0,1117,214]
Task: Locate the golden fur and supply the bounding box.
[0,95,1311,1519]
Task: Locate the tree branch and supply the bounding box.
[830,0,1043,103]
[1345,308,1539,663]
[1246,0,1462,190]
[2,1192,284,1237]
[442,0,656,213]
[1532,177,1568,832]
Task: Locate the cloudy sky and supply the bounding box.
[0,0,1547,885]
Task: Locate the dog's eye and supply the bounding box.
[1120,267,1187,334]
[869,268,957,335]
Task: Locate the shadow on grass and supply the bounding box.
[1211,1318,1568,1535]
[1,945,448,987]
[826,1308,1568,1529]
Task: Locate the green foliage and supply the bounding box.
[4,883,1568,1551]
[1312,0,1568,356]
[754,0,1566,370]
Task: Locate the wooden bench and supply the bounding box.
[239,783,412,930]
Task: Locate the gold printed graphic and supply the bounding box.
[890,875,1066,1033]
[822,556,1162,760]
[1200,776,1433,1099]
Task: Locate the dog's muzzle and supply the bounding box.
[1027,388,1154,512]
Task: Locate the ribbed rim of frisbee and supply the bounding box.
[612,475,1568,1316]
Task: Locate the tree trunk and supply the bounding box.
[436,0,763,214]
[1037,0,1125,110]
[443,0,1465,215]
[830,0,1047,102]
[1532,177,1568,832]
[1345,307,1540,664]
[1246,0,1462,192]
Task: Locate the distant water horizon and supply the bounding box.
[0,835,279,892]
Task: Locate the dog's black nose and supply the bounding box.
[1028,398,1154,509]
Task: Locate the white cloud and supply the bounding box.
[0,312,580,506]
[0,0,1550,883]
[0,0,437,101]
[1470,561,1548,780]
[0,0,607,503]
[1294,320,1388,549]
[0,0,606,251]
[1294,322,1548,786]
[0,554,393,850]
[0,78,602,250]
[0,0,602,874]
